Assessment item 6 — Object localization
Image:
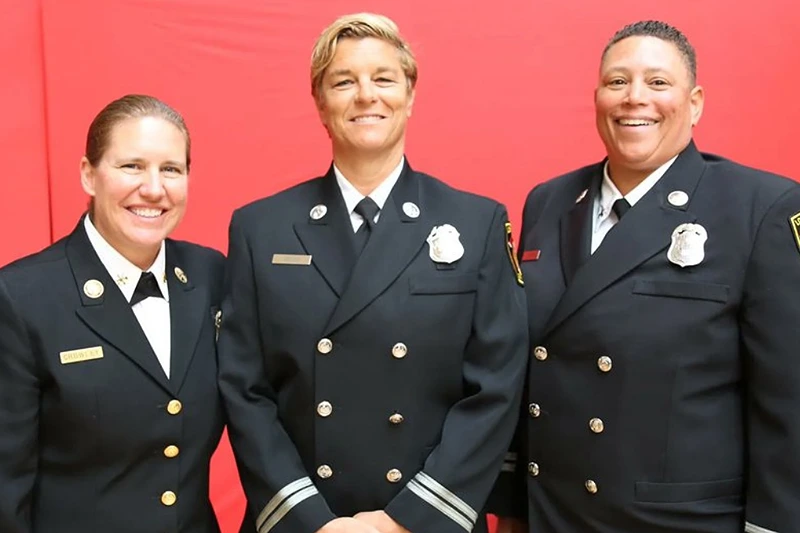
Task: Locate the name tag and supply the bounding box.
[272,254,312,266]
[60,346,104,365]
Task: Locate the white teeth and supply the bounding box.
[618,119,656,126]
[353,115,383,123]
[130,207,163,218]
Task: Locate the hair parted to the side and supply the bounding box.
[85,94,191,170]
[84,94,191,216]
[603,20,697,85]
[310,12,418,101]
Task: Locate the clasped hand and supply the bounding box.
[318,512,411,533]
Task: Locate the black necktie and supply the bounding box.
[612,198,631,220]
[353,197,380,254]
[130,271,164,306]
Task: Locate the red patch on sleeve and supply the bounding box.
[522,250,541,262]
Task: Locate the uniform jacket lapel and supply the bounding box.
[293,166,356,297]
[545,142,706,336]
[324,162,429,334]
[560,172,601,285]
[66,220,172,393]
[164,241,207,394]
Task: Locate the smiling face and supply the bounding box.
[595,35,704,177]
[80,116,189,269]
[316,37,415,160]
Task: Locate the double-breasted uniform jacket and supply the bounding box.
[218,161,528,533]
[489,142,800,533]
[0,218,226,533]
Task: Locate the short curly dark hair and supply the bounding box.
[602,20,697,85]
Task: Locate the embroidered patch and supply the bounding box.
[505,222,524,287]
[790,212,800,254]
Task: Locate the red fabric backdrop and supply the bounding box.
[2,1,799,531]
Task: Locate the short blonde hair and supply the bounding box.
[310,13,418,101]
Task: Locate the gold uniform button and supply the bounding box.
[391,342,408,359]
[161,490,177,506]
[386,469,403,483]
[317,401,333,417]
[585,480,598,494]
[166,400,182,415]
[533,346,548,361]
[527,462,540,477]
[589,418,605,433]
[163,445,180,458]
[317,338,333,354]
[389,413,405,425]
[317,464,333,479]
[597,356,613,372]
[529,403,541,418]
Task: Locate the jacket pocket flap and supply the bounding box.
[635,477,742,503]
[632,280,730,303]
[409,272,479,294]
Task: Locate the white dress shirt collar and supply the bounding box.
[83,215,169,302]
[334,156,405,216]
[597,154,678,220]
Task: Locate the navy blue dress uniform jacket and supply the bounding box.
[0,219,226,533]
[488,142,800,533]
[218,161,528,533]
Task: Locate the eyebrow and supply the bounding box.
[327,66,400,77]
[115,157,187,168]
[604,66,671,75]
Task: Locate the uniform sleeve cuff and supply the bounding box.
[254,476,335,533]
[745,522,780,533]
[386,472,479,533]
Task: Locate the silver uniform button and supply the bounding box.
[389,413,405,424]
[589,418,605,433]
[386,469,403,483]
[317,465,333,479]
[317,338,333,354]
[527,462,540,477]
[392,342,408,359]
[597,356,613,372]
[317,401,333,417]
[585,479,598,494]
[533,346,548,361]
[529,403,541,418]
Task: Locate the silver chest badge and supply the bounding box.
[667,223,707,267]
[427,224,464,264]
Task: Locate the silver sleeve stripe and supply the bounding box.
[408,480,473,532]
[745,522,780,533]
[415,472,478,523]
[504,452,518,461]
[259,486,319,533]
[500,463,515,472]
[256,477,313,532]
